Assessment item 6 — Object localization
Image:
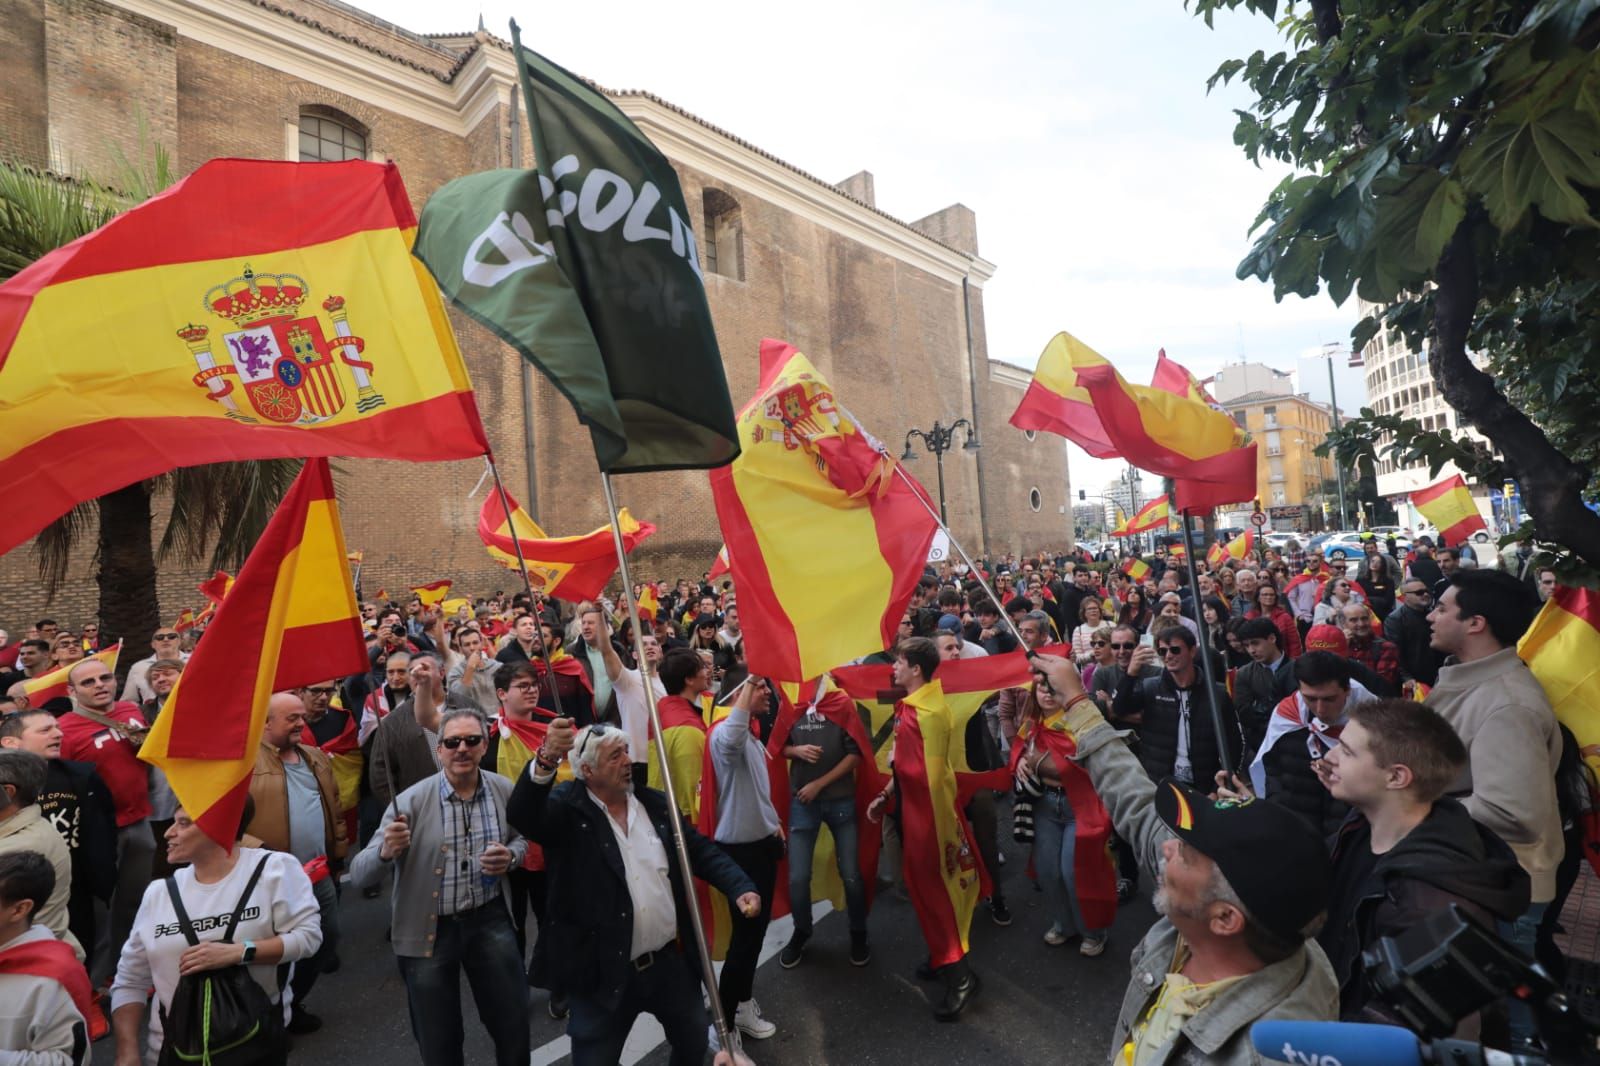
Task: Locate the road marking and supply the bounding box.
[529,902,835,1065]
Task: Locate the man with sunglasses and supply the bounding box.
[1114,628,1241,791]
[1090,625,1162,723]
[1382,578,1443,690]
[352,706,530,1066]
[120,626,190,705]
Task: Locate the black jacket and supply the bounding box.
[1115,671,1241,789]
[1382,604,1442,687]
[1233,656,1297,757]
[506,774,755,1010]
[1262,729,1350,837]
[1321,800,1530,1020]
[565,639,625,726]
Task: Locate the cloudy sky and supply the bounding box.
[368,0,1366,493]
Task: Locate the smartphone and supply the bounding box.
[1140,632,1155,647]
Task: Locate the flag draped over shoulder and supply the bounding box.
[476,490,654,602]
[0,159,490,557]
[22,643,119,707]
[710,340,938,682]
[140,458,369,848]
[412,26,736,474]
[1411,475,1487,545]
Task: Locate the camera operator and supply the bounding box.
[1031,653,1338,1064]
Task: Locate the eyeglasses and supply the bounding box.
[1090,640,1107,647]
[507,681,539,694]
[304,686,337,696]
[153,632,179,641]
[1110,642,1137,650]
[1156,646,1186,657]
[440,734,484,750]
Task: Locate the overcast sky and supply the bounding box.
[368,0,1366,493]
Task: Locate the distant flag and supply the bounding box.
[1168,543,1188,560]
[1121,557,1151,582]
[709,340,938,683]
[413,25,737,474]
[708,544,731,582]
[0,159,492,559]
[410,580,452,609]
[635,584,660,622]
[139,459,368,847]
[476,491,654,602]
[374,588,387,602]
[22,643,120,707]
[1410,475,1487,546]
[1208,529,1255,569]
[197,571,234,605]
[1117,495,1170,536]
[440,597,470,617]
[346,550,365,564]
[173,608,198,633]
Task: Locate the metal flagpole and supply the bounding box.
[1177,506,1236,776]
[891,465,1029,649]
[599,472,740,1057]
[485,455,566,721]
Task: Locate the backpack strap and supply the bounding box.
[222,855,272,943]
[162,876,200,948]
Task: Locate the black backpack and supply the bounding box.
[157,855,289,1066]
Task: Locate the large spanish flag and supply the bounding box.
[21,643,120,707]
[0,159,489,557]
[1519,585,1600,776]
[1008,332,1118,457]
[1151,349,1219,406]
[710,340,938,682]
[477,490,654,602]
[139,458,369,848]
[1411,475,1487,546]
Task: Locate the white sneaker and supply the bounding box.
[1043,924,1068,947]
[735,999,777,1040]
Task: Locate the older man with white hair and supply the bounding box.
[508,717,759,1066]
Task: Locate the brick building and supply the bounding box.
[0,0,1069,626]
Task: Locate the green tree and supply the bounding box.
[0,157,298,661]
[1194,0,1600,568]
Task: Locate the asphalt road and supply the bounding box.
[94,803,1155,1066]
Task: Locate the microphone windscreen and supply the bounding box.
[1249,1020,1423,1066]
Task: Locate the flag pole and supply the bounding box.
[1177,506,1236,776]
[891,466,1029,648]
[599,472,739,1056]
[485,454,567,721]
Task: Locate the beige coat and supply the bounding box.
[0,805,83,960]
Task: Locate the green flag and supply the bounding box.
[413,24,738,473]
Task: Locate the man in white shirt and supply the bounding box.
[592,617,662,779]
[119,627,189,705]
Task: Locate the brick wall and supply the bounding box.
[0,0,49,164]
[43,0,177,176]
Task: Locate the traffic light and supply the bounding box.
[1079,489,1086,501]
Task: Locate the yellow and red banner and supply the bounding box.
[634,584,660,622]
[710,340,938,682]
[1121,557,1151,582]
[1207,529,1255,569]
[1151,349,1219,406]
[21,643,120,707]
[139,458,369,848]
[477,490,654,603]
[1410,475,1487,546]
[1116,495,1171,536]
[1008,332,1119,457]
[0,159,490,557]
[198,570,234,605]
[1519,585,1600,777]
[708,544,731,582]
[410,580,452,609]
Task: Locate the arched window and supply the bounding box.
[298,110,368,162]
[702,188,744,281]
[1029,488,1043,513]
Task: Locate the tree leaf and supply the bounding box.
[1416,178,1467,265]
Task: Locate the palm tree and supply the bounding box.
[0,152,299,666]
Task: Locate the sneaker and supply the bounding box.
[988,896,1012,927]
[286,1006,323,1035]
[1043,925,1068,947]
[735,999,776,1040]
[1116,877,1136,903]
[778,931,809,969]
[548,993,569,1020]
[849,932,872,967]
[1080,935,1108,957]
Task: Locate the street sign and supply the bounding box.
[1250,511,1268,527]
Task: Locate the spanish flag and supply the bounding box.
[1151,349,1218,406]
[139,459,369,848]
[1208,529,1255,568]
[197,570,234,605]
[1008,332,1119,457]
[0,159,490,558]
[21,643,120,707]
[708,544,731,582]
[1118,495,1171,536]
[709,340,938,682]
[635,584,660,622]
[1411,475,1487,546]
[1519,585,1600,777]
[477,490,655,602]
[1121,557,1152,582]
[410,580,452,609]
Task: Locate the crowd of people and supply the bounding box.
[0,527,1585,1064]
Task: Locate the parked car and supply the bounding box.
[1321,530,1412,561]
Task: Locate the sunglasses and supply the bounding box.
[1110,642,1138,650]
[1156,646,1186,657]
[440,734,485,750]
[153,632,179,641]
[1404,588,1432,597]
[1090,640,1108,647]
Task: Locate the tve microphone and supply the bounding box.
[1250,1021,1546,1066]
[1251,1021,1423,1066]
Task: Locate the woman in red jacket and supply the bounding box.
[1247,582,1303,658]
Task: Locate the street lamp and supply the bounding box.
[901,418,979,524]
[1315,342,1351,529]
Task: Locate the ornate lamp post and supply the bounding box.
[901,418,979,525]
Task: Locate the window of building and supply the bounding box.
[298,111,367,162]
[1028,487,1043,513]
[702,188,744,281]
[1263,405,1278,428]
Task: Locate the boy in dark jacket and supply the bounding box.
[1316,698,1529,1023]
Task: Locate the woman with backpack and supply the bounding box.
[109,797,321,1065]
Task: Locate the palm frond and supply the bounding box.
[34,501,98,599]
[0,162,118,281]
[158,459,304,572]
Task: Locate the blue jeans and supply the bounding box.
[788,792,867,935]
[1499,901,1548,1049]
[1032,791,1105,939]
[396,901,529,1066]
[567,946,708,1066]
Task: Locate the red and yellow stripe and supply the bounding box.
[21,643,120,706]
[1008,332,1119,457]
[0,160,488,557]
[1120,495,1171,536]
[1411,475,1487,546]
[477,489,654,602]
[1519,585,1600,776]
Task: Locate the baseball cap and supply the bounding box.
[1155,778,1330,940]
[937,613,962,635]
[1302,624,1348,655]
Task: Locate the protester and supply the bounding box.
[1358,554,1399,619]
[351,707,529,1066]
[0,753,80,960]
[1116,588,1153,634]
[568,603,622,728]
[1070,598,1109,664]
[997,611,1052,744]
[110,797,320,1066]
[119,627,188,706]
[1336,603,1401,695]
[1385,578,1443,689]
[0,850,95,1063]
[1116,627,1241,789]
[1246,583,1302,658]
[297,680,362,849]
[934,631,1011,928]
[444,626,499,715]
[647,649,712,818]
[368,652,465,808]
[508,718,758,1065]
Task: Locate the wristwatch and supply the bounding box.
[240,940,256,964]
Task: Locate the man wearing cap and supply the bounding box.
[1033,652,1338,1063]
